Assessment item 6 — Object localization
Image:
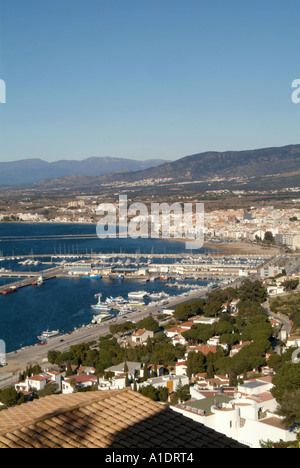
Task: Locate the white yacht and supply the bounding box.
[91,313,112,324]
[128,291,148,299]
[37,275,44,286]
[106,296,128,305]
[38,330,60,341]
[128,300,145,306]
[149,292,162,300]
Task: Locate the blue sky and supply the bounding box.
[0,0,299,162]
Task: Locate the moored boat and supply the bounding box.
[91,294,113,312]
[2,286,17,295]
[38,330,60,341]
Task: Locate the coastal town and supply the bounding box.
[1,199,300,251]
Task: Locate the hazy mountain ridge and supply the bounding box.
[120,144,300,182]
[0,157,169,186]
[1,144,299,189]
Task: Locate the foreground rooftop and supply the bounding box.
[0,388,247,448]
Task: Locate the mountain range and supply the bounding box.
[0,144,300,188]
[0,157,169,186]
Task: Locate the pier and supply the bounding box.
[0,266,62,293]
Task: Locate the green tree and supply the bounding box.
[174,304,191,321]
[282,279,299,292]
[65,362,73,377]
[271,363,300,403]
[157,386,169,402]
[264,231,275,243]
[186,351,206,378]
[0,387,25,409]
[276,390,300,427]
[172,380,190,404]
[203,300,222,317]
[137,316,159,332]
[139,385,158,401]
[238,280,267,304]
[37,383,59,398]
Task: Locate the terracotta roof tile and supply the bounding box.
[0,388,247,448]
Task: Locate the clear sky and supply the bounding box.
[0,0,299,162]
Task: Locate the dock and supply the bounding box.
[0,266,62,293]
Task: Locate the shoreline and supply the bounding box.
[0,221,283,256]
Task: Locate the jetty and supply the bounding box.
[0,266,62,293]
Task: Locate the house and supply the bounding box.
[16,371,62,393]
[131,329,154,344]
[175,361,188,376]
[98,374,128,391]
[185,345,218,357]
[179,322,194,330]
[138,374,189,394]
[286,336,300,348]
[237,377,273,396]
[161,309,175,316]
[207,336,220,347]
[71,365,96,375]
[140,364,164,379]
[189,316,219,325]
[173,388,297,449]
[247,392,278,413]
[171,335,188,346]
[191,374,231,393]
[62,374,98,394]
[267,285,285,296]
[104,362,142,381]
[230,341,252,357]
[165,327,187,339]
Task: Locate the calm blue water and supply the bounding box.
[0,222,199,256]
[0,224,210,353]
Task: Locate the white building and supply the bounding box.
[172,390,298,448]
[131,329,154,344]
[138,374,189,394]
[237,377,273,396]
[105,362,142,381]
[175,361,188,376]
[62,374,98,394]
[16,372,62,393]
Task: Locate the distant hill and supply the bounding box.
[1,144,300,189]
[118,144,300,183]
[0,157,169,186]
